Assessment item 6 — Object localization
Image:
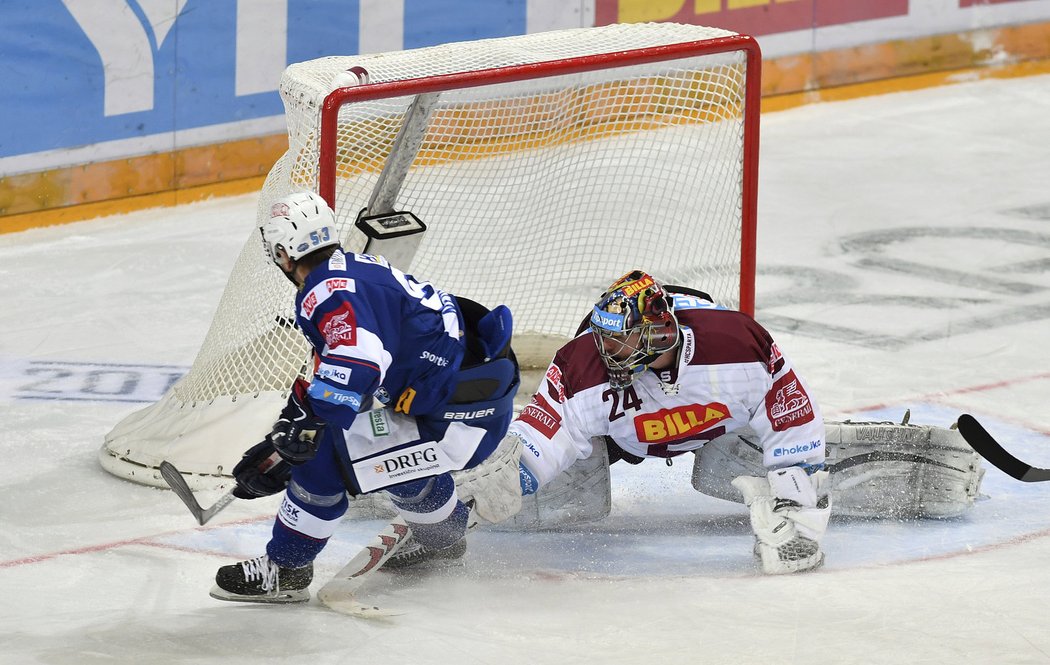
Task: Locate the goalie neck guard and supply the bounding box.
[589,270,680,389]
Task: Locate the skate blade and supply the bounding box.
[209,585,310,604]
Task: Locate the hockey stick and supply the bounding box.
[957,414,1050,482]
[317,516,412,618]
[158,461,238,526]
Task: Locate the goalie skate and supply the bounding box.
[210,555,313,604]
[381,536,467,570]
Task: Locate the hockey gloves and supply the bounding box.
[269,377,326,465]
[232,440,292,499]
[732,465,831,575]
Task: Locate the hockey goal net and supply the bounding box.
[101,22,760,489]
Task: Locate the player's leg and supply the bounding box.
[211,431,349,603]
[381,472,472,569]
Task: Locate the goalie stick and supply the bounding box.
[317,516,412,618]
[957,414,1050,482]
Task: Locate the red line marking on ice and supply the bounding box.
[0,515,271,569]
[850,370,1050,412]
[842,371,1050,435]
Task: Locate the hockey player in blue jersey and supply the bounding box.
[211,191,521,603]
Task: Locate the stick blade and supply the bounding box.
[957,414,1050,483]
[158,460,206,525]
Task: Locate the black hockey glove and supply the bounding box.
[232,439,292,499]
[268,377,326,465]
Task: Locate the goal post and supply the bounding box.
[100,22,760,490]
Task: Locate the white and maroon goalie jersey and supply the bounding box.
[509,295,825,486]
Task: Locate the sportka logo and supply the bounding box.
[419,350,449,367]
[635,403,730,444]
[766,370,814,431]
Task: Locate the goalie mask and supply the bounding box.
[589,270,680,389]
[260,191,339,265]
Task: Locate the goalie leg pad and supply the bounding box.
[824,419,984,518]
[492,437,612,531]
[693,420,984,518]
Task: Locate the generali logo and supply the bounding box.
[766,370,814,432]
[634,402,730,443]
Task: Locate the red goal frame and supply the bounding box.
[318,35,761,316]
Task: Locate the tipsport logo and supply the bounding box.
[591,307,624,331]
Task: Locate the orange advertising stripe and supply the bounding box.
[0,133,286,228]
[0,176,268,234]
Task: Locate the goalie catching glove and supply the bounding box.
[732,466,831,575]
[268,377,325,465]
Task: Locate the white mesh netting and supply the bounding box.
[101,22,759,489]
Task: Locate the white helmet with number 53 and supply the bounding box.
[260,191,340,264]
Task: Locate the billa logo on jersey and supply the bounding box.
[766,370,814,432]
[634,402,730,444]
[621,275,654,298]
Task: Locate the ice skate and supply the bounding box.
[210,554,313,603]
[381,535,467,570]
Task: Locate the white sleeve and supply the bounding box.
[507,361,595,487]
[748,349,826,470]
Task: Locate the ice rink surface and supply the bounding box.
[2,73,1050,664]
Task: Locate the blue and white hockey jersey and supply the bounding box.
[294,249,463,431]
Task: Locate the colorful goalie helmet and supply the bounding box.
[589,270,680,388]
[260,191,340,264]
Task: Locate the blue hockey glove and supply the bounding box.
[269,378,326,465]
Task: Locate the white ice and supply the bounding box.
[2,73,1050,664]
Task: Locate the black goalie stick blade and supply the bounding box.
[957,414,1050,483]
[159,461,236,525]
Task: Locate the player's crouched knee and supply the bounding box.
[732,467,831,575]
